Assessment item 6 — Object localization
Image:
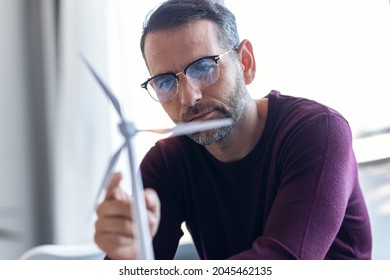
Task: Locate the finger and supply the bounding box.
[144,188,160,214]
[95,216,134,237]
[95,233,133,249]
[105,172,124,200]
[144,188,160,236]
[96,199,132,219]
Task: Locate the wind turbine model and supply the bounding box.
[80,55,233,260]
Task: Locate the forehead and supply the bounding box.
[144,20,222,75]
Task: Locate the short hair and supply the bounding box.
[140,0,240,59]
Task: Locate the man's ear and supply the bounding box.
[237,39,256,85]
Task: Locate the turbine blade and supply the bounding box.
[171,118,233,137]
[138,118,234,136]
[94,143,125,208]
[79,53,124,119]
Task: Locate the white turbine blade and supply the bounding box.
[79,53,124,119]
[171,118,233,137]
[138,118,234,136]
[94,143,125,208]
[138,127,172,134]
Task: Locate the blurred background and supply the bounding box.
[0,0,389,259]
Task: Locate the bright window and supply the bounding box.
[225,0,390,162]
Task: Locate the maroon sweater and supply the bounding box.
[140,91,372,259]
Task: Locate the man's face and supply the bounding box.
[143,20,249,145]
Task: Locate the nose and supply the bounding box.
[177,75,203,106]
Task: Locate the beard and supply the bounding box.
[183,75,249,146]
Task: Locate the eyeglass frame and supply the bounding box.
[140,49,235,103]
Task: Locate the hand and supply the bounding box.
[94,172,161,259]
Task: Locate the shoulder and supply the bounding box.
[260,91,354,165]
[265,90,350,134]
[267,90,346,121]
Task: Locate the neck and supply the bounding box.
[205,97,268,162]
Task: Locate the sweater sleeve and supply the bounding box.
[229,113,360,259]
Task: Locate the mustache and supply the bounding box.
[181,103,229,122]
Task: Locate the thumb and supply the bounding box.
[104,172,124,200]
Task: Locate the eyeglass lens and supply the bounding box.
[147,57,219,102]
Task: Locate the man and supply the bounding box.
[95,0,372,259]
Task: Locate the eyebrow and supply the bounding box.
[149,54,217,79]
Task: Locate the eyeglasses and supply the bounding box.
[141,50,234,103]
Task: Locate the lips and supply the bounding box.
[181,102,224,123]
[186,110,214,122]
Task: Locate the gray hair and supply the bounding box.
[140,0,240,59]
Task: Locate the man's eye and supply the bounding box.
[152,77,175,91]
[188,60,214,78]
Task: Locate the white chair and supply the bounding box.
[19,243,105,260]
[20,242,200,260]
